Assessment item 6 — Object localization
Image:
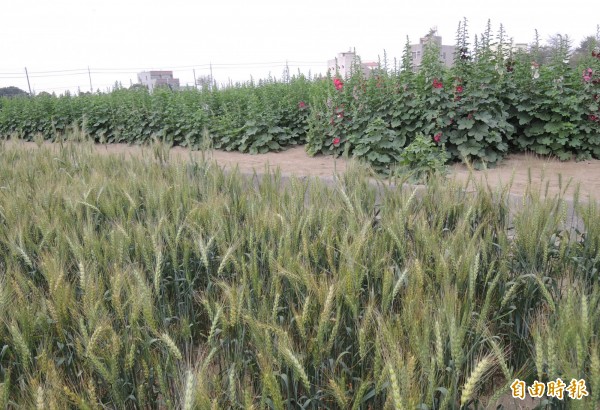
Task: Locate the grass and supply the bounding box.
[0,135,598,409]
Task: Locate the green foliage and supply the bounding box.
[398,133,448,182]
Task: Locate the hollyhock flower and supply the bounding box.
[583,68,593,82]
[333,137,340,146]
[333,78,344,91]
[432,79,443,89]
[433,132,442,143]
[298,101,306,109]
[590,115,599,122]
[455,85,463,93]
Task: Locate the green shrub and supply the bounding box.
[398,133,448,182]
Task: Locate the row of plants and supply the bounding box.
[0,77,314,155]
[307,22,600,172]
[0,139,598,408]
[1,21,599,169]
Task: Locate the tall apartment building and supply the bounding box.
[137,71,180,91]
[411,34,455,71]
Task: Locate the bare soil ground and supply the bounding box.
[5,141,600,202]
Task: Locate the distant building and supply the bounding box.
[513,43,529,52]
[411,33,455,71]
[327,50,379,78]
[137,71,180,91]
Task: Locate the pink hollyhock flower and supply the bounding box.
[433,132,442,143]
[298,101,306,109]
[590,115,598,122]
[583,68,593,82]
[333,137,340,146]
[456,85,464,93]
[432,79,443,89]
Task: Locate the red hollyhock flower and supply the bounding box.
[456,85,464,93]
[590,115,599,122]
[433,132,442,143]
[333,78,344,91]
[333,137,341,146]
[432,79,443,89]
[298,101,306,109]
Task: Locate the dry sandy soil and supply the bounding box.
[4,141,600,202]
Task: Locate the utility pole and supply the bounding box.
[88,66,93,92]
[209,62,213,86]
[193,68,197,89]
[24,67,32,96]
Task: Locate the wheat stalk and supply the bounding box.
[461,356,493,406]
[160,333,182,361]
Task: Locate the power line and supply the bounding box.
[0,60,326,76]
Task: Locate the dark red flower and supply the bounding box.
[454,96,461,102]
[298,101,306,109]
[467,113,473,120]
[333,137,341,146]
[455,85,464,93]
[590,115,599,122]
[433,132,442,143]
[433,79,443,89]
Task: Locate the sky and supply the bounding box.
[1,0,598,94]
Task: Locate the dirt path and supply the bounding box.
[4,141,600,202]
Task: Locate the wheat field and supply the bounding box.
[0,136,598,409]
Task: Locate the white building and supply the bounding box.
[411,34,455,71]
[327,50,379,78]
[137,71,180,91]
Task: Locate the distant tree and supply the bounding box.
[196,75,214,90]
[0,86,28,98]
[576,36,599,53]
[129,83,147,91]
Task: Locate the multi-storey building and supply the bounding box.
[137,71,180,91]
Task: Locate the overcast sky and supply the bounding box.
[1,0,598,94]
